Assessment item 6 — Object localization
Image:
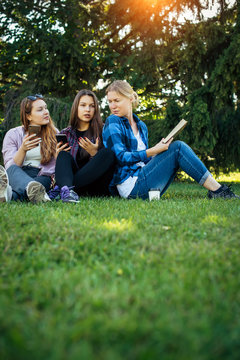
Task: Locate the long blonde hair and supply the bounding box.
[106,80,139,109]
[20,97,57,165]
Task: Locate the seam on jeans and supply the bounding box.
[178,149,208,183]
[129,173,147,198]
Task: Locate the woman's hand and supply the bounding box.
[55,141,71,158]
[78,137,99,157]
[13,133,41,166]
[20,134,41,152]
[146,137,173,158]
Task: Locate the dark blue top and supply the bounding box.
[60,126,95,169]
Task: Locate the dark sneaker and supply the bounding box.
[208,184,240,199]
[0,165,12,202]
[60,186,79,203]
[26,181,51,203]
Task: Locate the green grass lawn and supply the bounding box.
[1,180,240,360]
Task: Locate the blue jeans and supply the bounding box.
[7,165,51,201]
[129,141,211,200]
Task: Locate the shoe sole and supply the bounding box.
[0,166,9,202]
[27,182,48,203]
[62,199,79,203]
[208,194,240,199]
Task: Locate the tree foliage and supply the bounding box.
[0,0,239,172]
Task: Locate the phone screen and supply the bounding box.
[56,134,68,144]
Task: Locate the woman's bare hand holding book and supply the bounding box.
[146,120,187,157]
[146,137,173,157]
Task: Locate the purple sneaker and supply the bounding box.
[60,186,79,203]
[48,185,61,201]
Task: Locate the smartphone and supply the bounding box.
[56,134,68,144]
[29,125,41,137]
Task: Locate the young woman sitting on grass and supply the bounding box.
[102,80,240,200]
[0,94,57,203]
[51,89,115,203]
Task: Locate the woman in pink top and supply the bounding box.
[0,94,57,203]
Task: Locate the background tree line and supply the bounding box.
[0,0,239,172]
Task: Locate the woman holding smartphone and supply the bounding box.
[102,80,239,200]
[52,89,115,202]
[0,94,57,203]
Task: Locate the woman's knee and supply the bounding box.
[57,150,72,161]
[98,147,115,163]
[7,164,23,179]
[56,151,74,169]
[7,164,20,173]
[169,140,188,153]
[171,140,184,147]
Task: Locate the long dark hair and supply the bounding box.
[20,97,57,164]
[69,89,103,160]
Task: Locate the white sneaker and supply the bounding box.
[0,165,12,202]
[26,181,51,203]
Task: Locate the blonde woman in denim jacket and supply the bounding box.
[103,80,239,200]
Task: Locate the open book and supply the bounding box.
[162,119,187,143]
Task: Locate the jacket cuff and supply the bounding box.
[139,150,147,162]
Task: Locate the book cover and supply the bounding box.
[163,119,188,143]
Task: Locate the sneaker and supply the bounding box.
[26,181,51,203]
[208,184,240,199]
[48,185,61,201]
[0,165,12,202]
[60,186,79,203]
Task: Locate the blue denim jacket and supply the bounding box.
[103,113,150,194]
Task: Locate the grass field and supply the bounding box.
[1,178,240,360]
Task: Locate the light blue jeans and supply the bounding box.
[129,141,211,199]
[7,165,51,201]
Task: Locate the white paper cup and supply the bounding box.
[148,188,160,201]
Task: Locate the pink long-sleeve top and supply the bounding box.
[2,126,57,176]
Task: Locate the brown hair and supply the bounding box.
[106,80,139,109]
[69,89,103,160]
[20,97,57,165]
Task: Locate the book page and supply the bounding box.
[162,119,187,144]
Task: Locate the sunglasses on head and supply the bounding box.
[27,94,43,100]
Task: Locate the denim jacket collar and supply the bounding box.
[121,113,140,124]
